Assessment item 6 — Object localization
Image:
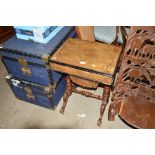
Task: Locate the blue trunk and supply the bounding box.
[6,75,66,109]
[0,26,76,86]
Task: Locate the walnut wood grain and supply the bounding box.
[70,76,98,89]
[51,38,122,75]
[74,27,98,89]
[50,38,122,85]
[51,63,113,85]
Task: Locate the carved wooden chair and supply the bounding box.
[108,26,155,128]
[94,26,129,46]
[76,26,129,46]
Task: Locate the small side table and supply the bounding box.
[50,38,122,126]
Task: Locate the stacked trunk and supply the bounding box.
[0,26,76,110]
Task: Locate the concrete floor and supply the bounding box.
[0,60,131,129]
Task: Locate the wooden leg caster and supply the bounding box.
[97,86,111,126]
[60,76,73,114]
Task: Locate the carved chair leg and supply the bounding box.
[60,76,73,114]
[108,100,121,121]
[97,86,111,126]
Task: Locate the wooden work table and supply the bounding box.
[50,38,122,126]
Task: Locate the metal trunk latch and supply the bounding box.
[23,86,35,100]
[18,58,32,76]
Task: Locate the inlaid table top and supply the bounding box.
[50,38,122,85]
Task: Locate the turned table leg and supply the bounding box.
[60,76,73,114]
[97,86,111,126]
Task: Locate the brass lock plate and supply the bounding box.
[44,83,56,94]
[24,86,32,94]
[21,66,32,76]
[23,86,35,100]
[26,94,35,100]
[18,58,28,66]
[42,54,49,63]
[18,58,32,76]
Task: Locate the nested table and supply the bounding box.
[50,38,122,126]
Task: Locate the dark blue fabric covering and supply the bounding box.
[6,76,66,109]
[0,26,76,86]
[3,26,75,56]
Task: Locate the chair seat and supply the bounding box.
[94,26,129,44]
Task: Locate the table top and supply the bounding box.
[51,38,121,76]
[50,38,122,85]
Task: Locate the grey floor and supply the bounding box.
[0,60,131,129]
